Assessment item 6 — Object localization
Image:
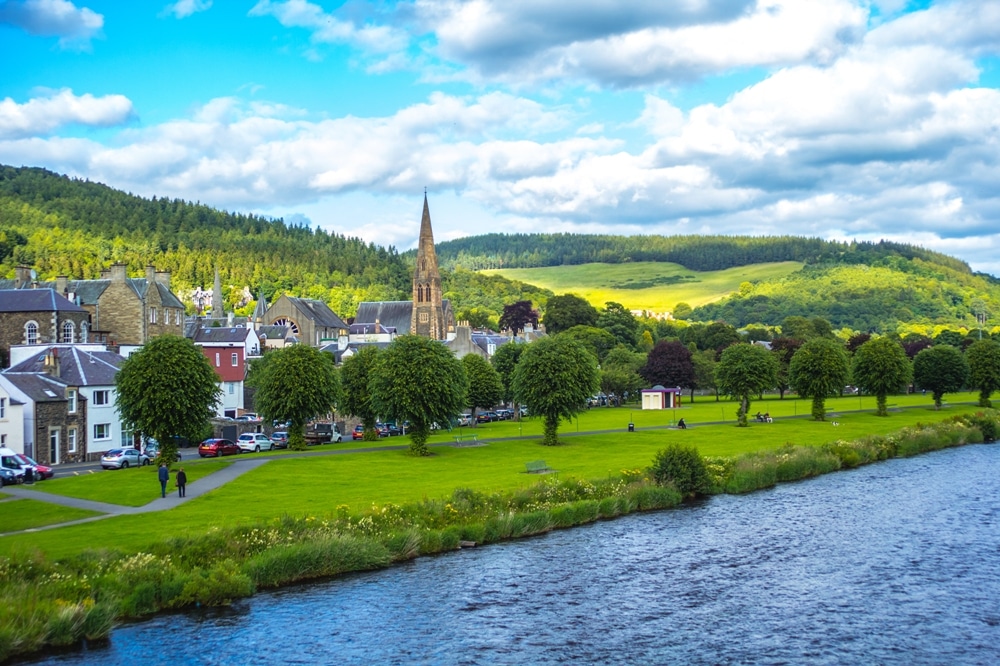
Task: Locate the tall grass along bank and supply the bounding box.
[1,412,995,662]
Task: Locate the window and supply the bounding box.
[68,427,77,453]
[25,321,38,345]
[0,397,5,418]
[121,423,133,448]
[231,352,238,366]
[150,308,157,324]
[228,382,235,395]
[81,321,88,343]
[67,389,77,414]
[215,352,220,367]
[94,423,110,440]
[419,312,429,323]
[176,310,183,325]
[61,320,75,343]
[93,390,110,406]
[0,434,5,446]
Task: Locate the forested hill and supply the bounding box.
[433,232,971,274]
[0,165,421,317]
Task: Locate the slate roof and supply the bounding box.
[354,301,413,334]
[0,289,89,313]
[287,297,349,330]
[0,372,70,402]
[322,341,392,364]
[349,322,395,335]
[257,325,290,340]
[0,278,184,309]
[192,327,255,344]
[471,333,513,354]
[6,346,123,386]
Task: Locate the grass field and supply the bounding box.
[0,499,100,533]
[0,392,979,560]
[485,260,803,312]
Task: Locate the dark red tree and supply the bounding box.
[846,333,871,355]
[639,340,695,389]
[499,300,539,334]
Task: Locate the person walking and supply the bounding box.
[176,467,187,498]
[158,462,169,498]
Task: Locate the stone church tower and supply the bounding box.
[410,194,447,339]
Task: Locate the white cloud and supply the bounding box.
[0,0,102,49]
[249,0,408,53]
[422,0,866,86]
[161,0,212,19]
[0,89,133,139]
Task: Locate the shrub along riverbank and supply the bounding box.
[0,411,996,662]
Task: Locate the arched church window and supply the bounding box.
[61,321,75,343]
[417,284,423,303]
[25,321,38,345]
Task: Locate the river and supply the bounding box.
[25,443,1000,665]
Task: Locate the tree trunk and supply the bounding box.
[542,415,559,445]
[876,393,888,417]
[737,397,749,427]
[979,390,992,408]
[408,424,430,456]
[811,395,825,421]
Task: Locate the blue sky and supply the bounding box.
[2,0,1000,274]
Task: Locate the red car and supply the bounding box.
[16,453,53,480]
[352,425,366,440]
[198,438,240,457]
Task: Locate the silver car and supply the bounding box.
[101,448,151,469]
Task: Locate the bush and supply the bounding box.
[650,444,712,497]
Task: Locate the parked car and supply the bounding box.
[0,466,19,486]
[235,413,261,422]
[458,413,473,427]
[101,448,151,469]
[519,405,529,417]
[198,438,240,457]
[476,411,498,423]
[383,422,404,437]
[352,424,366,440]
[15,453,53,480]
[270,431,289,448]
[1,446,28,481]
[495,409,513,420]
[237,433,274,453]
[142,439,181,461]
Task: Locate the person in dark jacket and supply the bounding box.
[158,463,169,498]
[176,467,187,497]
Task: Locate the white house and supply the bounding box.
[5,345,126,457]
[0,380,26,452]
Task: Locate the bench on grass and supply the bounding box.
[525,460,552,474]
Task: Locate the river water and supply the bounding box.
[26,444,1000,665]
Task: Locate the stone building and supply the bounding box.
[355,195,456,340]
[262,295,349,348]
[0,264,185,347]
[0,288,91,367]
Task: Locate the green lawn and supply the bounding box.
[0,499,101,533]
[485,261,803,312]
[30,460,234,507]
[0,392,979,560]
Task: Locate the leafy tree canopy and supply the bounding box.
[462,354,504,421]
[913,344,969,409]
[498,300,539,334]
[370,336,469,455]
[512,336,600,445]
[965,339,1000,407]
[558,325,619,363]
[851,337,913,416]
[714,343,778,427]
[115,335,220,462]
[542,294,598,334]
[788,337,850,420]
[640,340,695,389]
[596,301,639,348]
[339,345,381,440]
[490,341,524,405]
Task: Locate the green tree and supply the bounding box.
[559,325,619,363]
[770,336,803,400]
[714,343,778,426]
[512,337,600,445]
[115,335,221,463]
[462,354,503,425]
[542,293,598,334]
[965,339,1000,407]
[913,344,969,409]
[253,345,341,450]
[788,337,851,420]
[340,346,381,441]
[491,342,524,409]
[673,302,693,319]
[639,340,695,390]
[596,301,639,348]
[600,345,646,405]
[691,348,718,402]
[370,335,469,455]
[851,337,913,416]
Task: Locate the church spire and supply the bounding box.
[411,193,446,339]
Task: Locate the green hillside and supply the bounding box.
[486,261,803,314]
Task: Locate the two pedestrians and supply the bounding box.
[157,463,188,498]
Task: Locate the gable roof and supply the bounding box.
[6,346,123,386]
[0,372,70,402]
[354,301,413,335]
[287,297,349,330]
[192,327,256,344]
[0,278,184,309]
[257,324,290,339]
[0,289,89,313]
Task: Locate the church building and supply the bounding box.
[354,195,455,340]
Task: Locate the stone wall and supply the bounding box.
[0,310,90,368]
[33,397,88,465]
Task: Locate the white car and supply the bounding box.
[237,432,274,453]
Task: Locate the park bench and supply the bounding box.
[525,460,552,474]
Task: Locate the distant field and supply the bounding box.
[485,261,803,313]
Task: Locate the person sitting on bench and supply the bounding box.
[677,418,687,429]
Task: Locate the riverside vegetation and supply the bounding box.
[0,407,996,662]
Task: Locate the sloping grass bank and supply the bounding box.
[0,411,995,662]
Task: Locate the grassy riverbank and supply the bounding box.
[0,399,994,662]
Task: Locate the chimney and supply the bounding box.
[15,266,31,289]
[146,265,156,284]
[227,311,234,327]
[44,348,61,378]
[110,264,127,283]
[155,270,171,289]
[56,276,68,297]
